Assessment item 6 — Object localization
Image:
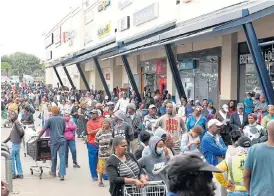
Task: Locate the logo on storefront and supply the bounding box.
[97,24,111,38]
[98,0,110,12]
[133,3,159,26]
[118,16,130,32]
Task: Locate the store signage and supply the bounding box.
[54,27,61,47]
[239,46,274,64]
[155,60,167,75]
[105,73,111,80]
[98,0,111,12]
[133,3,159,26]
[63,30,76,46]
[84,10,94,25]
[118,0,132,10]
[46,50,52,61]
[179,60,197,70]
[118,16,130,32]
[97,24,111,38]
[45,33,53,48]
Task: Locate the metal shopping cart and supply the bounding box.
[26,136,51,179]
[22,124,37,157]
[123,181,167,196]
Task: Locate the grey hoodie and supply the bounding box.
[138,136,169,181]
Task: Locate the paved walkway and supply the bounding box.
[1,115,109,196]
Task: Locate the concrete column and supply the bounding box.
[220,33,238,106]
[166,46,177,97]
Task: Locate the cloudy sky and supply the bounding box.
[0,0,81,60]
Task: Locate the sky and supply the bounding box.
[0,0,81,61]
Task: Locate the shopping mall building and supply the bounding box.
[45,0,274,107]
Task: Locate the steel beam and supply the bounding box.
[243,22,274,104]
[53,66,64,87]
[76,63,90,91]
[93,57,111,99]
[62,64,75,89]
[164,44,187,100]
[121,55,142,103]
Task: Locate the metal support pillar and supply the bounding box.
[76,63,90,91]
[164,44,187,99]
[93,57,111,99]
[243,22,274,104]
[121,55,142,103]
[53,66,64,87]
[63,64,75,89]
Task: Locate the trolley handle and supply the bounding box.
[145,181,165,185]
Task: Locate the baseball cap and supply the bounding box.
[237,103,244,108]
[153,151,223,176]
[114,110,125,120]
[127,103,136,111]
[149,104,157,109]
[90,109,98,114]
[207,119,222,128]
[236,136,251,148]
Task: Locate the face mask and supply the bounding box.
[156,147,163,155]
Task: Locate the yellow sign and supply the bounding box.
[97,24,111,38]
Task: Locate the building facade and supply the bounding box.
[45,0,274,107]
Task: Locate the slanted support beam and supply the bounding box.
[243,22,274,105]
[53,66,64,87]
[76,63,90,91]
[121,55,142,103]
[93,57,111,99]
[164,44,186,99]
[62,64,75,89]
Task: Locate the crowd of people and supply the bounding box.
[1,80,274,196]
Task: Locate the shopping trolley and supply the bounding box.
[22,124,37,157]
[123,181,167,196]
[26,136,51,179]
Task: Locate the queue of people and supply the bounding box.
[1,81,274,196]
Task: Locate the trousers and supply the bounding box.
[51,141,66,177]
[11,143,23,175]
[87,143,98,178]
[65,140,77,165]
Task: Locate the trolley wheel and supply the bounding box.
[24,153,26,157]
[39,173,42,179]
[30,169,33,175]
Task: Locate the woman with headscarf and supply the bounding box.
[95,118,113,187]
[3,111,25,179]
[202,99,216,118]
[106,136,147,196]
[186,106,207,137]
[243,113,266,143]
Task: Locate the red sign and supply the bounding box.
[156,60,167,75]
[105,73,110,80]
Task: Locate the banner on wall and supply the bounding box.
[97,24,111,38]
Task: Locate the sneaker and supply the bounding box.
[73,164,80,168]
[12,175,17,179]
[60,176,65,181]
[49,171,56,177]
[17,175,24,179]
[98,182,104,187]
[92,178,98,181]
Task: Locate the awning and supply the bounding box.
[101,2,274,61]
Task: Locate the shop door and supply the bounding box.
[158,77,167,94]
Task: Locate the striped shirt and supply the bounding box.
[118,158,139,179]
[95,128,113,159]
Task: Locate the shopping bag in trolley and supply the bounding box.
[123,181,167,196]
[26,137,51,161]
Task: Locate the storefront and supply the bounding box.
[238,37,274,101]
[177,47,221,105]
[140,59,167,94]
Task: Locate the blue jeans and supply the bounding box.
[228,192,248,196]
[51,141,66,177]
[87,143,98,179]
[65,140,77,165]
[11,143,23,175]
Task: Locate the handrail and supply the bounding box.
[2,149,13,192]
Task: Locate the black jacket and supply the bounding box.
[106,153,143,196]
[229,112,248,130]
